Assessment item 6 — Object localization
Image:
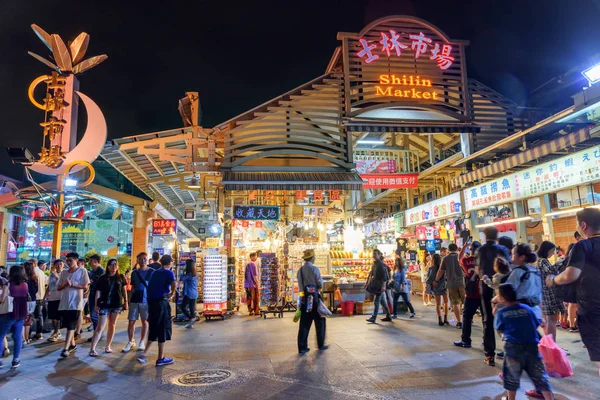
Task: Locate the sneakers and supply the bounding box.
[453,341,472,348]
[138,341,145,352]
[68,344,78,352]
[456,322,463,329]
[381,316,393,322]
[409,313,415,318]
[569,327,580,333]
[137,355,147,365]
[438,317,444,326]
[496,351,505,359]
[122,342,135,353]
[484,356,495,366]
[32,334,43,340]
[155,357,174,367]
[47,333,60,342]
[185,322,194,329]
[11,360,20,369]
[391,314,398,319]
[366,317,376,323]
[2,347,10,357]
[60,349,69,358]
[443,317,450,326]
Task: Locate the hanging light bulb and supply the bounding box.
[304,222,309,230]
[199,200,210,213]
[189,174,201,189]
[309,220,314,229]
[317,222,324,231]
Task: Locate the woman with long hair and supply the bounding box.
[89,259,128,356]
[427,254,449,326]
[536,241,565,341]
[421,253,433,306]
[0,265,29,368]
[23,261,37,344]
[180,259,198,328]
[392,253,415,318]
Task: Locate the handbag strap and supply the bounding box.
[134,269,149,289]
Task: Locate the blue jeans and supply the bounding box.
[0,316,24,361]
[503,342,551,392]
[372,293,390,318]
[90,309,99,330]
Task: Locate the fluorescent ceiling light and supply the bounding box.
[475,217,532,228]
[544,207,583,217]
[354,217,364,224]
[582,63,600,85]
[356,140,384,145]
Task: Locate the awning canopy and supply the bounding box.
[221,172,364,191]
[345,120,481,134]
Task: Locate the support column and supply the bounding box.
[0,210,7,265]
[513,201,529,244]
[132,204,152,261]
[51,175,65,260]
[428,135,435,165]
[406,188,415,208]
[539,195,555,242]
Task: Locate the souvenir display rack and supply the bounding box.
[227,256,237,311]
[203,252,228,321]
[288,242,330,275]
[235,254,246,311]
[259,252,284,318]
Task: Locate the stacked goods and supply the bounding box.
[259,253,280,307]
[356,301,375,315]
[384,258,394,269]
[329,250,354,259]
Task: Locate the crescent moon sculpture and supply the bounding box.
[29,90,107,175]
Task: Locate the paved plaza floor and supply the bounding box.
[0,301,598,400]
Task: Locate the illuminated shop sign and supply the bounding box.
[151,219,177,236]
[464,145,600,211]
[233,205,280,221]
[405,192,462,226]
[357,30,454,70]
[375,75,439,100]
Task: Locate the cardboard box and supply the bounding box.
[356,301,375,315]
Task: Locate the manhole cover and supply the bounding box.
[176,369,232,386]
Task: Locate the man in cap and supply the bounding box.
[297,249,327,354]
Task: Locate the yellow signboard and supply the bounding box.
[206,238,219,248]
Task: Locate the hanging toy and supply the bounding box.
[76,206,85,219]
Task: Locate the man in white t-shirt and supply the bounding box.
[57,252,90,358]
[32,260,47,340]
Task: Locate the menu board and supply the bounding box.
[203,253,227,311]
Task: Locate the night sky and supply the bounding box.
[2,0,600,180]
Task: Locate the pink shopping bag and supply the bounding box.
[539,334,573,378]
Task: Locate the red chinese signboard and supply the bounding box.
[151,219,178,236]
[362,174,418,189]
[357,30,454,70]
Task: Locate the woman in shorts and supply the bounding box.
[89,259,128,356]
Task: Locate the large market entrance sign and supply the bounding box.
[338,16,468,116]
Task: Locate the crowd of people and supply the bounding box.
[0,250,191,368]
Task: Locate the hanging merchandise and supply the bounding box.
[203,252,227,320]
[259,253,284,318]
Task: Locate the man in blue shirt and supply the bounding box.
[124,252,154,353]
[138,254,176,367]
[494,284,552,400]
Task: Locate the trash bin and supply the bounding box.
[341,300,354,316]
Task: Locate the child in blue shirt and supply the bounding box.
[494,283,553,400]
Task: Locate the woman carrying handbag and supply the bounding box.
[365,249,392,324]
[392,252,416,319]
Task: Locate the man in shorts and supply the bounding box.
[549,208,600,376]
[87,254,104,338]
[138,254,176,367]
[435,243,465,329]
[124,252,153,353]
[57,252,90,358]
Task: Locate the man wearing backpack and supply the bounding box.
[549,208,600,376]
[476,227,511,367]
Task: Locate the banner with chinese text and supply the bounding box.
[362,174,418,189]
[355,159,397,174]
[463,145,600,211]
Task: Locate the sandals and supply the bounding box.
[89,350,98,357]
